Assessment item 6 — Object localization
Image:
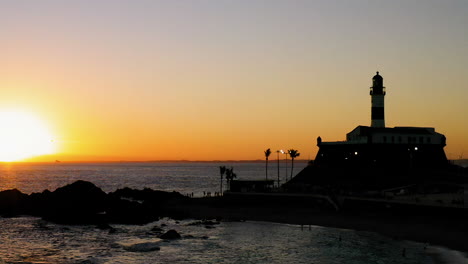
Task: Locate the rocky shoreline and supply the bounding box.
[0,180,187,224]
[1,180,467,253]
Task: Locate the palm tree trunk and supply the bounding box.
[290,158,294,180]
[220,175,223,194]
[265,159,268,180]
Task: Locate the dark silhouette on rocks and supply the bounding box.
[43,180,107,224]
[0,189,28,217]
[159,229,181,240]
[0,180,188,225]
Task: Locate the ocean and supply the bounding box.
[0,162,466,264]
[0,161,308,195]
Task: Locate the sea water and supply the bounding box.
[0,162,306,195]
[0,217,450,264]
[0,162,466,264]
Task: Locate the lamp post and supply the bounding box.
[281,150,288,183]
[409,146,418,169]
[276,150,281,187]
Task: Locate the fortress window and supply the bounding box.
[383,136,387,143]
[419,137,424,143]
[391,136,395,143]
[427,137,431,143]
[408,137,411,143]
[398,136,402,143]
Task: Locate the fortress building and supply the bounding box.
[314,72,447,170]
[288,72,453,192]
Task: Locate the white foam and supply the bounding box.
[427,246,468,264]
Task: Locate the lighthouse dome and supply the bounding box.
[372,71,384,88]
[373,71,383,80]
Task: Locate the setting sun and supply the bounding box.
[0,110,56,162]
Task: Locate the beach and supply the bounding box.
[163,194,468,254]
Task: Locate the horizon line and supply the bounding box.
[4,159,314,164]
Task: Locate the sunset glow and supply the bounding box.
[0,110,56,162]
[1,1,467,161]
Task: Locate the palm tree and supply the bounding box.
[225,167,237,190]
[264,148,271,180]
[288,149,300,180]
[219,166,226,194]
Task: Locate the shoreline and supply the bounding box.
[0,180,466,255]
[164,196,468,254]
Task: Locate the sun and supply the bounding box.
[0,110,56,162]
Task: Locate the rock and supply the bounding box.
[52,180,106,204]
[105,198,156,225]
[159,229,181,240]
[109,187,187,203]
[40,181,108,224]
[0,189,28,216]
[123,242,161,252]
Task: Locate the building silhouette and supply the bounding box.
[289,72,453,192]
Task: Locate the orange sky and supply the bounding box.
[1,1,467,161]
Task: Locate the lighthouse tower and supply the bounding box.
[370,71,386,127]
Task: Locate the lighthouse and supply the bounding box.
[370,71,386,127]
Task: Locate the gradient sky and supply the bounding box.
[1,0,467,161]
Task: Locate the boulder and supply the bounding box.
[40,181,107,224]
[159,229,181,240]
[0,189,28,216]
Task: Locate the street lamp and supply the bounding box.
[281,150,288,183]
[276,150,281,187]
